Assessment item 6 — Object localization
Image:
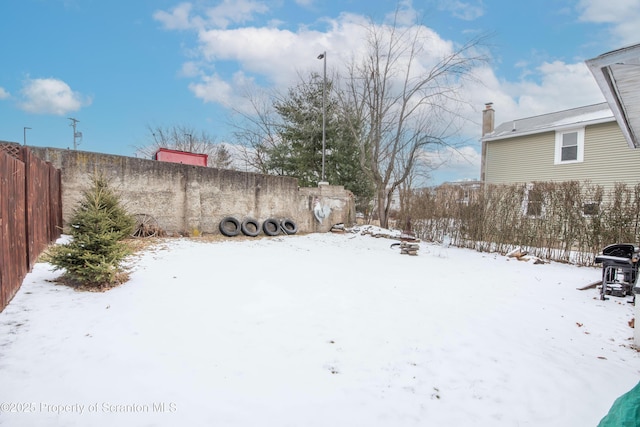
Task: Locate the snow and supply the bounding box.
[549,109,613,127]
[1,230,639,426]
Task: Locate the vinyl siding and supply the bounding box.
[484,132,555,183]
[484,122,640,192]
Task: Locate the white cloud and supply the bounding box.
[456,59,605,141]
[577,0,640,45]
[154,0,269,31]
[437,0,485,21]
[188,71,258,113]
[188,73,234,105]
[0,87,10,100]
[153,2,197,30]
[385,0,419,26]
[182,8,604,138]
[421,145,482,181]
[497,61,604,121]
[204,0,269,29]
[179,61,201,78]
[186,12,455,108]
[19,77,91,115]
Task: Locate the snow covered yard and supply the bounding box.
[0,231,639,426]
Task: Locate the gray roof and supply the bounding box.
[587,43,640,149]
[483,102,614,141]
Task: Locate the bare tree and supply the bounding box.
[398,152,431,220]
[339,13,487,228]
[227,88,284,174]
[135,125,232,169]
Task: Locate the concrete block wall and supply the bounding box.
[30,147,355,235]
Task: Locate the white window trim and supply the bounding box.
[554,128,584,164]
[521,183,546,218]
[582,200,600,217]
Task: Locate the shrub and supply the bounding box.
[404,181,640,266]
[48,174,135,287]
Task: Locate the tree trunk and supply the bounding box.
[377,188,388,228]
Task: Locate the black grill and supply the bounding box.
[594,244,640,301]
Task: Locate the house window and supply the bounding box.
[521,184,544,217]
[583,201,600,216]
[526,188,543,217]
[555,128,584,164]
[456,189,470,206]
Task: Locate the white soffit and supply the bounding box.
[587,44,640,149]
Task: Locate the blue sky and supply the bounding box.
[1,0,638,184]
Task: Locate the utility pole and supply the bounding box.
[68,117,81,150]
[23,127,31,146]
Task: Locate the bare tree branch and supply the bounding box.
[338,10,488,227]
[134,124,233,169]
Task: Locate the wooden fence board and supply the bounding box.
[49,167,62,241]
[0,151,27,310]
[24,148,51,268]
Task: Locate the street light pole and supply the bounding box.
[23,127,31,146]
[317,51,327,184]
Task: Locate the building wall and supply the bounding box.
[484,121,640,191]
[484,131,554,184]
[30,147,354,235]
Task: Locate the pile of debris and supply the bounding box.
[389,240,421,256]
[506,248,547,264]
[399,241,420,256]
[330,223,347,233]
[359,228,396,239]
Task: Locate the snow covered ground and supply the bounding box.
[1,229,639,426]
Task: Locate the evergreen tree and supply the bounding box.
[210,144,234,169]
[268,73,374,211]
[49,175,135,287]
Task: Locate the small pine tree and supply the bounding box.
[49,174,135,288]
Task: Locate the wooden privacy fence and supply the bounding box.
[0,144,62,312]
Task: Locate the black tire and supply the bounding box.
[280,218,298,235]
[241,218,260,237]
[262,218,280,236]
[219,216,241,237]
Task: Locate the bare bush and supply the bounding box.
[406,181,640,266]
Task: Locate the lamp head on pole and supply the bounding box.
[317,53,325,60]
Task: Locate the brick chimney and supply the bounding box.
[480,102,494,182]
[482,102,494,136]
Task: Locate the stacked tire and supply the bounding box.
[219,217,297,237]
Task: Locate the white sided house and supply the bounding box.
[480,102,640,192]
